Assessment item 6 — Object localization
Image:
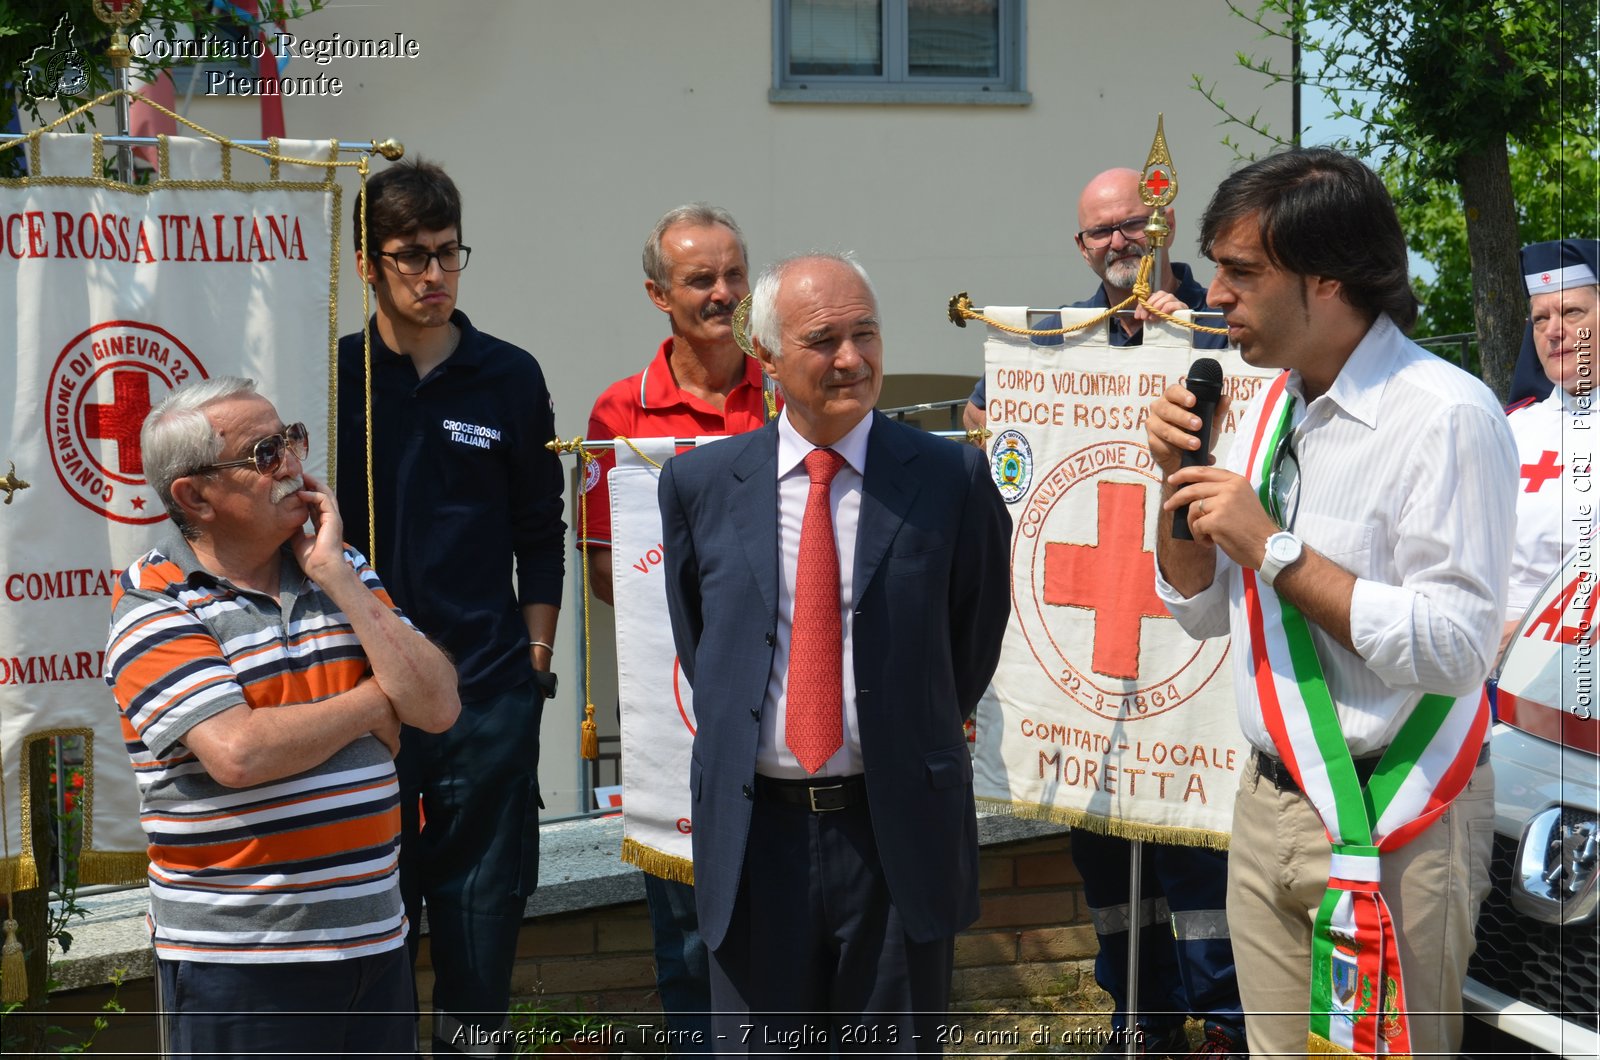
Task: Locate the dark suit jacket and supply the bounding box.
[659,412,1013,950]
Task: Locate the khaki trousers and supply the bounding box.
[1226,754,1495,1058]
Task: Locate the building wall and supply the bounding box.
[154,0,1291,812]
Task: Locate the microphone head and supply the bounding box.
[1186,357,1224,402]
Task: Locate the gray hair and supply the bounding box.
[142,376,258,538]
[749,252,878,356]
[642,203,748,288]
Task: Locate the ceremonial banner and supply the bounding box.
[1,133,341,887]
[1498,542,1600,754]
[612,439,695,882]
[972,307,1275,843]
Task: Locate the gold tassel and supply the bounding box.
[2,917,26,1003]
[580,702,599,760]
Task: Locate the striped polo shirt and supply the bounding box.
[106,535,408,964]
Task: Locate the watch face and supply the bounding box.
[1269,534,1300,562]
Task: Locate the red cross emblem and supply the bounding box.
[1010,440,1229,723]
[1144,169,1170,198]
[84,369,153,474]
[1521,450,1563,493]
[1043,480,1169,680]
[44,320,207,524]
[1542,272,1553,284]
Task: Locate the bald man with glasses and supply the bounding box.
[963,167,1227,438]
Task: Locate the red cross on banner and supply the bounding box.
[84,369,153,474]
[1521,450,1563,493]
[1041,479,1170,680]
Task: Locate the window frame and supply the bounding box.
[770,0,1031,105]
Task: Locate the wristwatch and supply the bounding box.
[1259,531,1304,588]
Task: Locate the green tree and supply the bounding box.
[1194,0,1598,399]
[1391,130,1598,359]
[2,0,325,179]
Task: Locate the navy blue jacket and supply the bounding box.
[336,311,565,698]
[660,413,1012,949]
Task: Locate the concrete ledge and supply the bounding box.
[52,811,1068,992]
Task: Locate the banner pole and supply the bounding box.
[1124,837,1143,1057]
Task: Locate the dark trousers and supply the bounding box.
[708,797,955,1056]
[1070,830,1244,1039]
[398,681,543,1055]
[157,946,417,1059]
[643,872,712,1051]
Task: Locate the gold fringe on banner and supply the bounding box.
[76,851,152,887]
[975,796,1230,851]
[620,838,695,885]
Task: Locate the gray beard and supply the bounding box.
[1104,253,1143,289]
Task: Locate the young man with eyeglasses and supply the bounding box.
[1148,149,1515,1058]
[963,168,1227,438]
[108,377,460,1056]
[335,159,566,1055]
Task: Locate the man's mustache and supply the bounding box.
[271,474,305,504]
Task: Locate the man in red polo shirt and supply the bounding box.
[581,203,772,1044]
[582,203,772,604]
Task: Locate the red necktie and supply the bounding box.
[787,448,847,773]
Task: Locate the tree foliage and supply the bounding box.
[2,0,325,178]
[1194,0,1599,398]
[1392,131,1599,341]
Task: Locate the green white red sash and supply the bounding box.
[1239,373,1490,1057]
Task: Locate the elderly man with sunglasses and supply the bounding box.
[107,376,459,1057]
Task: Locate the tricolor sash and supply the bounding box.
[1239,374,1490,1057]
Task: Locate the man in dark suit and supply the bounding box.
[660,254,1012,1050]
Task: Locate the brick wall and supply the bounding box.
[497,829,1098,1019]
[46,826,1106,1054]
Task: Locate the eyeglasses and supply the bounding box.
[192,423,310,476]
[1076,216,1150,249]
[1268,433,1301,531]
[375,244,472,274]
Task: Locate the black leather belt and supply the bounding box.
[755,774,867,813]
[1254,744,1489,795]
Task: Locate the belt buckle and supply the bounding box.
[808,783,844,813]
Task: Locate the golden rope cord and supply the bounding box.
[0,89,386,171]
[546,438,602,760]
[948,253,1228,338]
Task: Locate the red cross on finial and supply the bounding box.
[1042,480,1170,680]
[1521,450,1563,493]
[84,370,154,475]
[1144,169,1170,197]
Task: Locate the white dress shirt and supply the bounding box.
[1506,386,1596,620]
[1156,314,1517,756]
[757,410,874,778]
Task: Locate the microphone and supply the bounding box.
[1171,357,1224,541]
